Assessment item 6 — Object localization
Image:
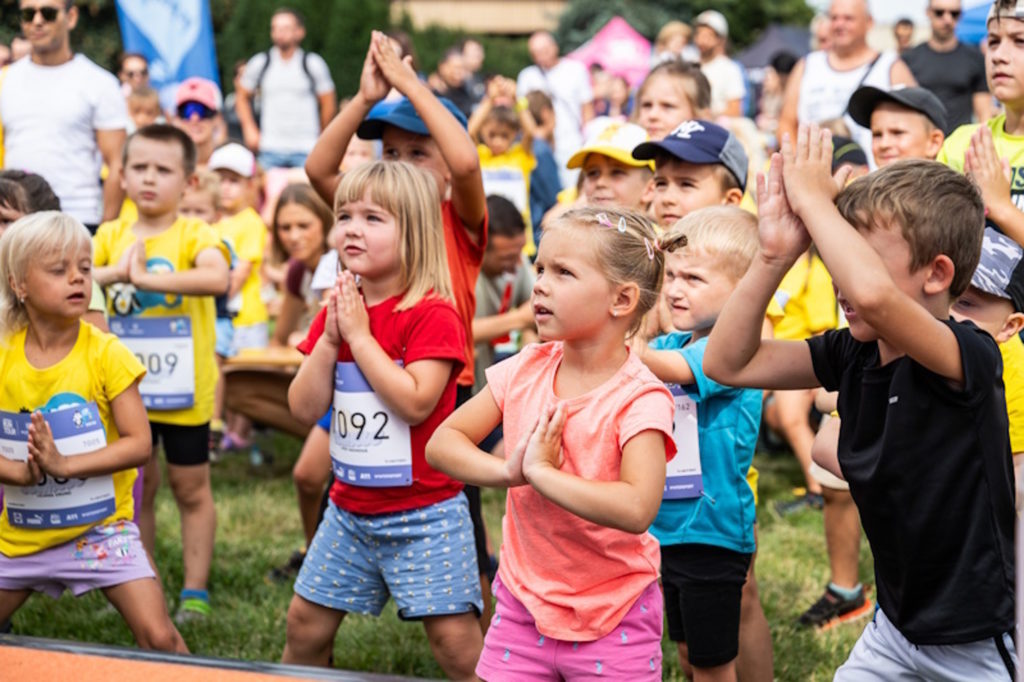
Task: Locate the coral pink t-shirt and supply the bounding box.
[485,342,676,640]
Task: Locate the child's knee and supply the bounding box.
[138,618,183,652]
[293,460,327,496]
[168,472,212,508]
[425,614,482,669]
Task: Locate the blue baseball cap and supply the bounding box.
[356,96,468,139]
[632,120,748,192]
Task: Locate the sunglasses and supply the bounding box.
[930,8,961,19]
[20,6,60,23]
[177,101,216,120]
[123,68,148,79]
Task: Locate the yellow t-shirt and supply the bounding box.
[93,215,228,426]
[214,207,268,328]
[1002,334,1024,455]
[0,322,145,557]
[770,252,838,341]
[478,143,538,256]
[118,198,138,224]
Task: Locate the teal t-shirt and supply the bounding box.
[649,332,760,553]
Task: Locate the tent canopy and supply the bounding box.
[736,24,811,69]
[567,16,652,88]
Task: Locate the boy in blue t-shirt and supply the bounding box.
[633,205,762,679]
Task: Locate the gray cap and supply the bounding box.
[990,1,1024,22]
[847,85,948,132]
[971,227,1024,312]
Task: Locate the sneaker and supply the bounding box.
[266,549,306,584]
[797,585,873,630]
[774,492,824,516]
[174,597,211,625]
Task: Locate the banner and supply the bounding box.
[115,0,219,110]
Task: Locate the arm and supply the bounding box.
[776,58,805,149]
[580,100,595,126]
[130,244,229,296]
[227,259,252,299]
[97,129,127,223]
[722,98,743,118]
[517,97,538,157]
[0,455,40,487]
[318,90,337,131]
[272,291,307,347]
[632,344,696,385]
[466,91,492,142]
[235,85,260,152]
[889,59,917,87]
[471,302,534,344]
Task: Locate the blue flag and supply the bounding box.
[115,0,219,110]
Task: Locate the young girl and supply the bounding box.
[634,59,711,141]
[0,212,185,652]
[281,161,483,678]
[426,207,676,680]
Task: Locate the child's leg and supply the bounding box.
[138,450,161,555]
[0,589,31,623]
[166,461,216,591]
[736,539,773,682]
[292,420,331,547]
[422,613,484,682]
[281,593,345,665]
[104,578,188,652]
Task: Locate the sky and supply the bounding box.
[805,0,988,25]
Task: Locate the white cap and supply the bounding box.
[695,10,729,38]
[209,143,256,178]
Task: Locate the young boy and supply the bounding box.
[566,119,653,210]
[179,170,220,225]
[632,206,763,681]
[632,119,746,229]
[93,124,231,622]
[846,85,947,167]
[706,126,1016,678]
[127,85,163,133]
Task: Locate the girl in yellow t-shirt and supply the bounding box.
[0,212,185,652]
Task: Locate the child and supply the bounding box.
[706,126,1016,678]
[567,119,653,210]
[282,161,483,678]
[631,207,763,680]
[93,124,231,622]
[426,206,676,681]
[127,86,163,133]
[846,85,947,166]
[634,59,712,142]
[179,170,220,225]
[0,212,185,652]
[632,119,746,229]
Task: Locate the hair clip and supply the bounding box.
[596,212,613,229]
[644,237,659,261]
[617,217,627,233]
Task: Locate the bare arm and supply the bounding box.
[633,343,696,385]
[722,98,743,118]
[130,245,229,296]
[287,327,339,425]
[235,85,260,152]
[97,129,127,223]
[272,291,307,347]
[471,302,534,344]
[889,59,917,87]
[776,58,805,149]
[227,259,252,299]
[425,386,519,487]
[318,90,338,131]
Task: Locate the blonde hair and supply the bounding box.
[661,206,759,281]
[544,207,665,335]
[186,169,220,207]
[655,21,693,53]
[0,211,92,335]
[334,161,453,310]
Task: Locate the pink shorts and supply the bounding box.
[0,520,153,598]
[477,574,663,681]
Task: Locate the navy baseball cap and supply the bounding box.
[356,96,467,139]
[632,120,748,192]
[971,227,1024,313]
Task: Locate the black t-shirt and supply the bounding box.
[903,42,987,133]
[807,320,1015,645]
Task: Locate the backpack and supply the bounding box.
[252,49,318,123]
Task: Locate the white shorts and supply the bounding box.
[810,461,849,491]
[835,607,1016,681]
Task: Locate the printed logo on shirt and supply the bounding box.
[108,256,182,315]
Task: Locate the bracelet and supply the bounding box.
[515,97,529,113]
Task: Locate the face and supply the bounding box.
[482,233,526,277]
[276,202,326,265]
[341,138,375,172]
[532,227,615,341]
[951,286,1017,340]
[215,170,250,213]
[463,40,484,72]
[928,0,961,42]
[986,18,1024,109]
[438,54,467,88]
[119,55,149,87]
[381,126,449,199]
[829,0,871,51]
[480,120,516,156]
[870,104,943,165]
[636,75,698,141]
[121,137,190,216]
[336,190,401,283]
[179,189,218,224]
[694,26,722,58]
[528,34,559,70]
[580,154,651,210]
[129,98,161,128]
[663,249,738,340]
[651,159,735,228]
[18,243,91,320]
[894,24,914,48]
[20,0,75,56]
[270,12,304,50]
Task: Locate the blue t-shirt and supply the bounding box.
[648,332,760,553]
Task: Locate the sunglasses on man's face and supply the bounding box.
[931,8,961,19]
[123,69,148,79]
[20,6,60,23]
[177,101,216,120]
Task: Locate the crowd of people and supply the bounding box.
[0,0,1019,679]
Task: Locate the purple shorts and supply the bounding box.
[0,520,153,598]
[476,574,663,681]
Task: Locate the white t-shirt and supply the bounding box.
[0,55,127,225]
[240,47,335,155]
[700,55,746,117]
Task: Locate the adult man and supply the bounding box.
[516,31,594,187]
[0,0,126,231]
[779,0,915,167]
[903,0,990,132]
[117,52,149,96]
[693,10,746,118]
[236,7,336,169]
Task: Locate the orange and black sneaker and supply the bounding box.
[797,584,874,631]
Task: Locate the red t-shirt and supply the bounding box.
[441,200,486,388]
[297,295,467,514]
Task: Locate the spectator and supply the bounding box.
[461,37,487,102]
[652,20,699,65]
[0,0,127,232]
[893,18,916,53]
[236,7,336,169]
[126,85,162,133]
[757,52,798,139]
[810,13,832,51]
[117,52,149,97]
[173,77,224,168]
[0,44,11,68]
[429,46,477,118]
[693,10,747,118]
[903,0,991,132]
[9,36,30,62]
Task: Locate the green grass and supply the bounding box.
[9,434,874,680]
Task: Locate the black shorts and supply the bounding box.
[662,543,752,668]
[457,385,494,582]
[150,421,210,466]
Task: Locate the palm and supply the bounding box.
[757,155,810,261]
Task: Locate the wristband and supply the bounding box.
[516,97,529,113]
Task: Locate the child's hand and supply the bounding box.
[333,271,371,344]
[126,239,149,287]
[756,153,811,265]
[502,417,535,487]
[966,126,1012,212]
[358,33,391,104]
[522,403,566,482]
[781,124,838,218]
[370,30,418,94]
[28,412,67,479]
[3,453,42,487]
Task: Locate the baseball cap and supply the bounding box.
[356,96,467,139]
[970,227,1024,313]
[632,120,748,192]
[989,1,1024,22]
[695,10,729,38]
[566,119,653,169]
[831,136,868,172]
[209,143,257,179]
[175,77,222,111]
[847,85,948,132]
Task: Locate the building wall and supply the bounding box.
[391,0,569,34]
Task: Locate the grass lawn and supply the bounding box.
[9,433,875,680]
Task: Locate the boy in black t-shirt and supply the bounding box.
[705,125,1017,679]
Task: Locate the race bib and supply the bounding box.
[110,316,195,409]
[329,362,413,487]
[481,167,528,213]
[0,403,114,528]
[664,385,703,499]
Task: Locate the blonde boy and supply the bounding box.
[847,85,947,166]
[566,119,653,210]
[180,170,220,225]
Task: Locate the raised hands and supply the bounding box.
[756,153,811,266]
[965,125,1012,213]
[27,412,66,479]
[358,31,392,105]
[780,124,841,218]
[325,270,370,348]
[369,30,418,96]
[503,403,566,486]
